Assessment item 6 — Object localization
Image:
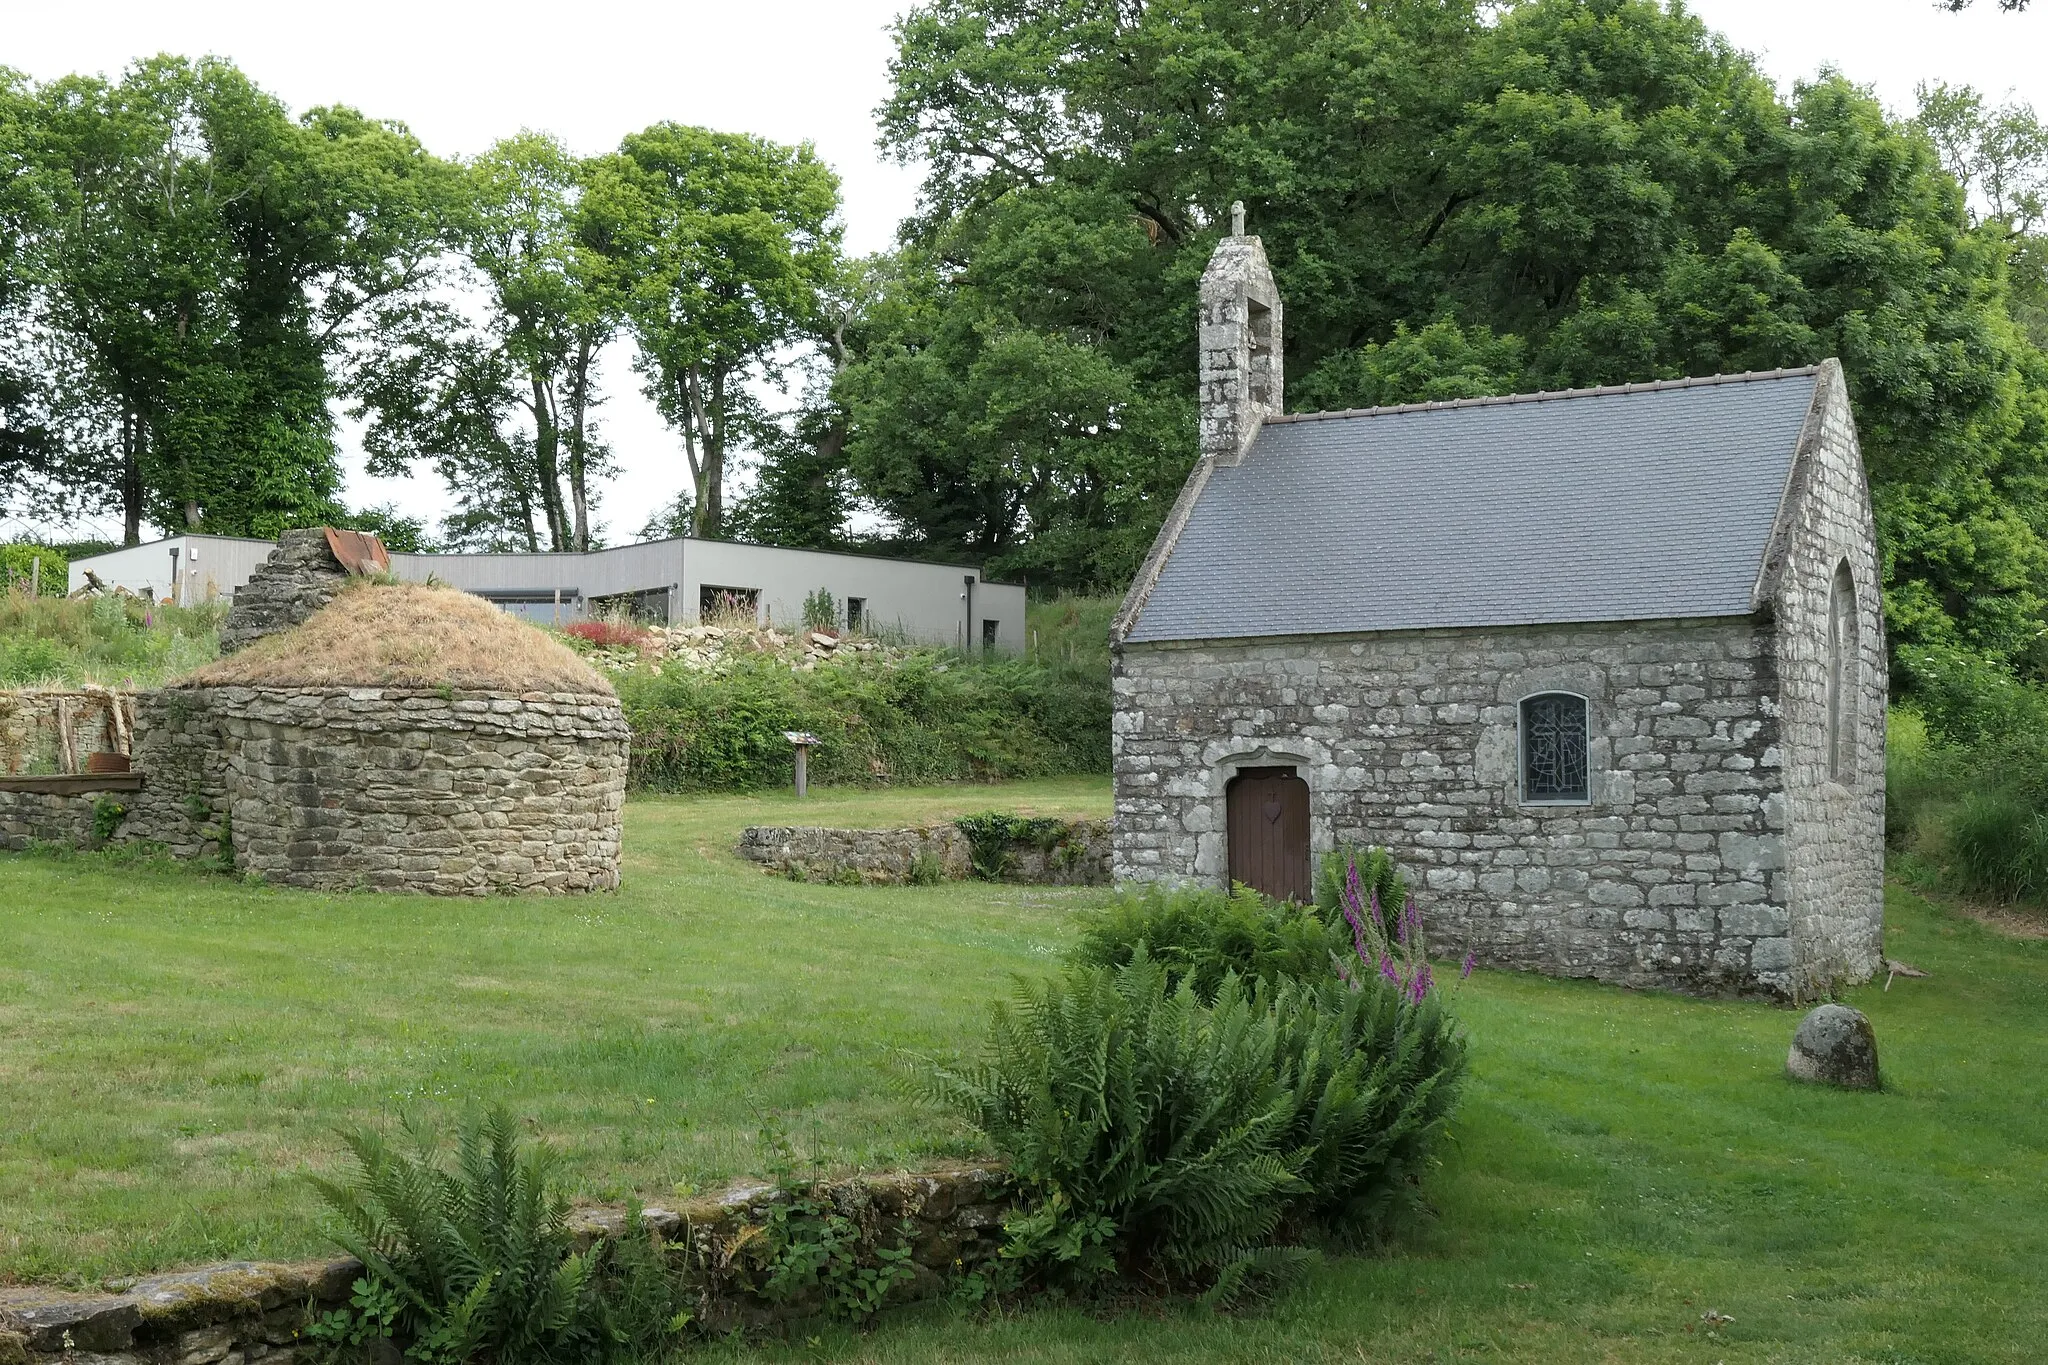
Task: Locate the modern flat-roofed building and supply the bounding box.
[71,535,1027,652]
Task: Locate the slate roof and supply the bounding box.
[1122,367,1823,644]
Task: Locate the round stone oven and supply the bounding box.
[164,582,628,895]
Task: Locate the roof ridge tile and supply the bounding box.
[1265,365,1822,425]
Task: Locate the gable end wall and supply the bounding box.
[1764,360,1886,990]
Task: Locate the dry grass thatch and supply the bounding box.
[178,582,614,696]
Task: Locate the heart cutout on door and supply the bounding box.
[1263,799,1283,824]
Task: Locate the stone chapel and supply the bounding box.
[1109,211,1887,998]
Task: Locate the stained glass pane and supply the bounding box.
[1522,693,1588,801]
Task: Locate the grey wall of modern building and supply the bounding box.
[75,534,1025,652]
[67,535,277,605]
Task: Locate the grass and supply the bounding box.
[0,589,223,688]
[188,579,611,693]
[0,778,1108,1286]
[3,780,2047,1362]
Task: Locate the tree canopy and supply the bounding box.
[848,0,2048,670]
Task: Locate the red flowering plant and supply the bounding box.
[564,619,650,651]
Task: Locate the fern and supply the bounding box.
[306,1108,604,1364]
[1069,883,1348,1000]
[924,947,1468,1293]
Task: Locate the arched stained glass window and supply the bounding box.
[1827,561,1858,783]
[1521,692,1590,803]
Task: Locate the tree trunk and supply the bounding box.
[530,375,570,552]
[567,338,594,553]
[679,365,709,538]
[693,365,726,538]
[120,407,143,546]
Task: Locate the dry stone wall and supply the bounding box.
[216,530,351,653]
[737,820,1111,885]
[1113,617,1813,994]
[0,1166,1014,1364]
[202,686,628,894]
[0,789,98,851]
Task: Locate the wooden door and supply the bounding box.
[1226,767,1311,902]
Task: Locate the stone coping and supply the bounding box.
[0,1164,1013,1362]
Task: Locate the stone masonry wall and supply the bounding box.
[0,1166,1014,1364]
[0,689,133,775]
[201,687,629,894]
[216,531,351,654]
[124,690,234,859]
[736,820,1112,885]
[0,789,98,851]
[1113,617,1801,994]
[1762,361,1887,992]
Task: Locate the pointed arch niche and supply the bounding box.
[1826,559,1859,785]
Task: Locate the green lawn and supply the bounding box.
[4,782,2047,1363]
[0,779,1109,1285]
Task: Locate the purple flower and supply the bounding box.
[1341,899,1369,963]
[1399,895,1420,947]
[1461,951,1476,980]
[1408,962,1434,1002]
[1378,954,1399,984]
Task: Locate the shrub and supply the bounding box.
[1948,790,2048,902]
[924,947,1467,1296]
[619,650,1106,791]
[802,586,837,630]
[954,811,1070,880]
[307,1108,607,1364]
[922,952,1312,1294]
[564,620,650,651]
[0,544,67,596]
[1069,882,1347,1000]
[0,591,223,687]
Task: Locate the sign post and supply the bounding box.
[783,731,819,798]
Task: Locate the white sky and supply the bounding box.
[5,0,2043,546]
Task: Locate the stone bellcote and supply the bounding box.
[1198,201,1284,466]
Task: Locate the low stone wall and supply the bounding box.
[737,820,1111,885]
[205,686,629,895]
[0,1166,1015,1363]
[0,788,101,851]
[0,686,630,895]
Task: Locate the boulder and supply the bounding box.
[1785,1004,1880,1089]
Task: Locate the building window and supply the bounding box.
[1827,561,1858,783]
[699,585,760,621]
[845,596,865,632]
[1521,692,1590,803]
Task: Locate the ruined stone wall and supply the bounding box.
[736,820,1111,885]
[124,691,233,859]
[200,687,628,894]
[1113,616,1806,995]
[1762,361,1887,992]
[215,531,350,654]
[0,1166,1014,1363]
[0,689,134,775]
[0,789,97,851]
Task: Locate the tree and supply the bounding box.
[591,124,841,539]
[353,133,616,552]
[871,0,2048,664]
[21,56,445,542]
